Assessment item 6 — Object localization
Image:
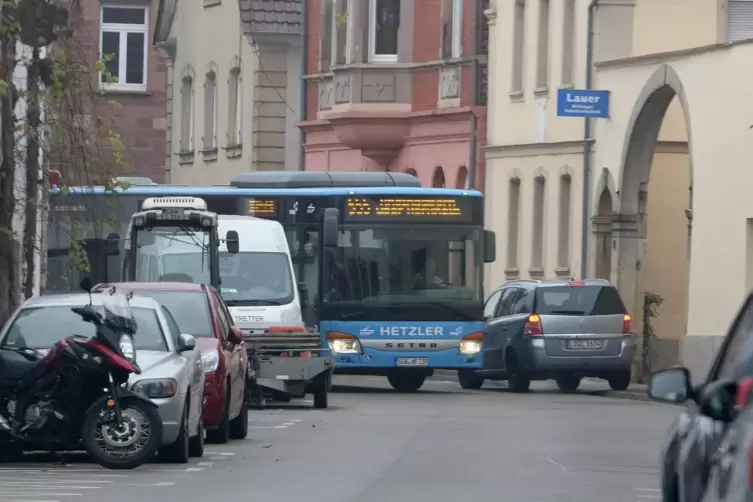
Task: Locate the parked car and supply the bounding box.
[459,279,635,392]
[648,291,753,502]
[699,376,753,502]
[94,282,248,444]
[0,291,205,463]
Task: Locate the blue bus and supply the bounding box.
[46,172,495,391]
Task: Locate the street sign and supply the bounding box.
[556,89,610,118]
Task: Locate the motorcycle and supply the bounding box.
[0,278,164,469]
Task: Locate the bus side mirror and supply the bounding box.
[106,232,120,255]
[322,208,339,248]
[298,282,308,310]
[226,230,239,254]
[483,230,496,263]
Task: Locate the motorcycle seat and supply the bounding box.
[0,348,39,381]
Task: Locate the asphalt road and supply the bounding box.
[0,375,677,502]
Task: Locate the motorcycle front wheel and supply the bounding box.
[81,397,163,470]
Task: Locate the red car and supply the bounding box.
[93,282,248,443]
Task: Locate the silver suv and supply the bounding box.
[458,279,636,393]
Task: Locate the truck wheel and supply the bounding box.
[387,372,426,392]
[313,373,329,409]
[458,369,484,390]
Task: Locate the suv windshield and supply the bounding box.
[131,291,214,338]
[1,306,168,351]
[534,285,627,316]
[218,251,295,306]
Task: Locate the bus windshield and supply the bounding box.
[133,226,212,284]
[320,226,482,322]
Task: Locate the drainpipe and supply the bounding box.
[468,0,481,190]
[298,0,308,171]
[580,0,599,279]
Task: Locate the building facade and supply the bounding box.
[299,0,489,188]
[485,0,753,379]
[82,0,168,181]
[154,0,303,185]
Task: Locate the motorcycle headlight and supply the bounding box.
[119,334,136,361]
[132,378,178,398]
[201,349,220,373]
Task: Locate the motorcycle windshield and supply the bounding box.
[99,289,137,335]
[1,306,168,352]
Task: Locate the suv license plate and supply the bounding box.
[566,340,604,350]
[396,357,429,367]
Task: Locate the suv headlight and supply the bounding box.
[132,378,177,398]
[119,334,136,361]
[201,349,220,373]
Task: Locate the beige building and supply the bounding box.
[484,0,753,380]
[153,0,303,185]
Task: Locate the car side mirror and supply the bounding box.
[483,230,496,263]
[177,333,196,353]
[79,276,93,292]
[698,379,739,423]
[226,230,239,254]
[648,367,693,404]
[298,282,308,310]
[228,326,243,345]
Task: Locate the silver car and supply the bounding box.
[0,293,205,463]
[459,279,636,393]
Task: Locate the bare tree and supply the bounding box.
[0,0,130,324]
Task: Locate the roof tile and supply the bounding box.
[238,0,302,35]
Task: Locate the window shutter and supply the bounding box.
[728,0,753,42]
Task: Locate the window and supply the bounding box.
[369,0,400,63]
[203,70,218,151]
[533,285,627,316]
[484,289,503,319]
[715,297,753,381]
[441,0,463,59]
[728,1,753,42]
[535,0,550,90]
[179,74,194,152]
[561,0,576,85]
[161,306,182,344]
[227,67,242,146]
[99,6,148,91]
[321,0,333,71]
[531,176,546,269]
[557,174,572,267]
[511,0,526,93]
[507,178,521,269]
[334,0,350,64]
[496,288,519,317]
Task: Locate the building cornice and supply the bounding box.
[484,140,687,159]
[596,38,753,70]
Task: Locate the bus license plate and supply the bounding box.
[396,357,429,367]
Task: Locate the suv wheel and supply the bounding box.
[608,370,631,391]
[555,374,581,393]
[505,352,531,393]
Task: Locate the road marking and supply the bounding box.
[197,462,214,467]
[547,456,568,472]
[0,470,126,477]
[0,479,113,484]
[204,452,235,456]
[0,492,81,497]
[0,499,62,502]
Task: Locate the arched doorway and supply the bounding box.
[455,166,468,189]
[614,65,693,375]
[593,188,613,280]
[432,167,445,188]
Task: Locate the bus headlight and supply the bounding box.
[326,332,363,354]
[458,332,484,355]
[459,340,482,355]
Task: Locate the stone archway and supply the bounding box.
[593,189,614,281]
[432,166,446,188]
[613,64,694,373]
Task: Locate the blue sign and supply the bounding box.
[557,89,610,118]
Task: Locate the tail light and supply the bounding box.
[523,314,543,336]
[267,325,306,334]
[737,377,753,408]
[622,314,632,335]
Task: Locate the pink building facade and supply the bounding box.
[300,0,488,189]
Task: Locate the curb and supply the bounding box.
[429,370,666,404]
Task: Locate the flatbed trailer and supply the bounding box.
[245,328,333,409]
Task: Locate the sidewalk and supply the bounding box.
[430,370,655,403]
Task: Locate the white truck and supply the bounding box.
[124,199,332,408]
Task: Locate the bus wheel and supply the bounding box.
[387,372,426,392]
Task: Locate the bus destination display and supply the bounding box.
[344,196,473,223]
[244,198,278,219]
